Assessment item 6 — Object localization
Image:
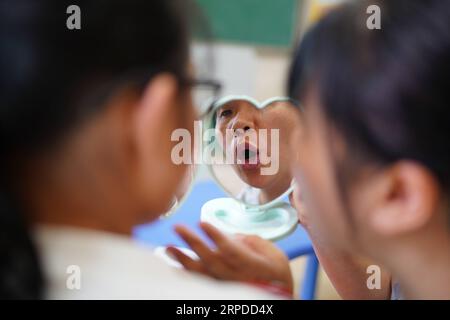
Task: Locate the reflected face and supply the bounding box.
[214,98,300,201]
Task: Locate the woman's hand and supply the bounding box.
[167,222,294,294]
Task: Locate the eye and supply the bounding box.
[218,109,233,118]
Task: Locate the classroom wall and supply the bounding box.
[192,42,291,100]
[191,42,292,182]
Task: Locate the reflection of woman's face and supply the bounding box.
[215,100,297,191]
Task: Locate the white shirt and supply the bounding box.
[33,225,282,299]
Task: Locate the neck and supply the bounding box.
[19,117,140,235]
[379,216,450,299]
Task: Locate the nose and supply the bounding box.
[229,109,257,134]
[231,117,253,135]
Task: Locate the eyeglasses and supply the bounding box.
[187,78,222,119]
[82,70,223,122]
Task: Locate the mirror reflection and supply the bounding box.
[208,97,301,206]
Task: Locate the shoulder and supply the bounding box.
[34,225,281,299]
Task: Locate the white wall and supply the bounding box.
[192,42,291,100]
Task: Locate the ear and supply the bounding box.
[133,73,178,171]
[130,74,182,215]
[369,161,440,237]
[134,74,178,147]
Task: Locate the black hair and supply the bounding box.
[288,0,450,196]
[0,0,195,299]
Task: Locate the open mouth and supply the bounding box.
[236,142,260,170]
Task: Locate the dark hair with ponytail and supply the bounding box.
[0,0,195,299]
[288,0,450,204]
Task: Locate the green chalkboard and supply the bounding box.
[195,0,299,47]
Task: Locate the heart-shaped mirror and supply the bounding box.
[200,95,302,240]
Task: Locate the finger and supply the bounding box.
[173,224,255,278]
[167,246,237,281]
[237,234,278,255]
[289,192,294,205]
[200,223,248,258]
[166,246,207,274]
[200,223,263,270]
[233,232,268,249]
[199,222,232,249]
[290,186,300,208]
[174,225,243,278]
[174,225,217,262]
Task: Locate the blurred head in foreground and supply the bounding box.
[288,0,450,298]
[0,0,198,298]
